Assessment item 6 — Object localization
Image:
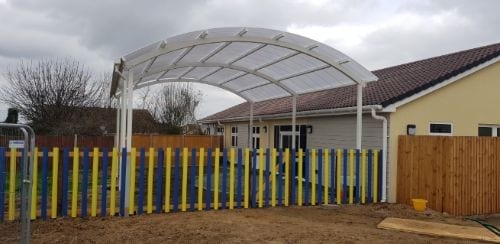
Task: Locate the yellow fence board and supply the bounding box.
[91,148,99,217]
[213,148,220,210]
[31,147,38,220]
[128,148,136,215]
[51,148,59,219]
[110,148,118,216]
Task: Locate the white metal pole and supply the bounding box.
[292,95,297,150]
[249,102,254,148]
[356,83,363,150]
[124,72,133,212]
[115,97,120,149]
[118,84,127,193]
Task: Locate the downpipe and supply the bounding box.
[371,107,388,203]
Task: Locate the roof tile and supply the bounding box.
[201,42,500,122]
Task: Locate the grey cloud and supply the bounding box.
[0,0,499,114]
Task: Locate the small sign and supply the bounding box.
[9,140,25,149]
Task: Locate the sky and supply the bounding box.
[0,0,499,120]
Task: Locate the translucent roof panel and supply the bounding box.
[112,27,378,102]
[224,74,269,92]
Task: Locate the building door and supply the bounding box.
[279,131,300,149]
[274,125,307,149]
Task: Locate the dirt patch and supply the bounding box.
[0,204,487,243]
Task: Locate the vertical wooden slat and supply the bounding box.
[0,148,5,221]
[31,148,39,220]
[243,148,249,208]
[298,148,303,206]
[213,148,220,210]
[101,148,108,217]
[51,148,59,219]
[91,148,99,217]
[110,148,118,216]
[229,148,235,209]
[271,148,277,207]
[181,148,188,212]
[147,148,154,214]
[197,148,205,211]
[164,148,172,213]
[259,148,264,208]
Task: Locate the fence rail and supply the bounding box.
[397,135,500,216]
[0,147,382,221]
[0,135,223,149]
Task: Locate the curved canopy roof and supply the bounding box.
[111,27,378,102]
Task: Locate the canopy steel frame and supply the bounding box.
[111,27,378,207]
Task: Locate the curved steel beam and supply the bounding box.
[137,62,298,96]
[133,78,254,102]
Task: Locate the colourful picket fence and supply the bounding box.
[0,147,382,221]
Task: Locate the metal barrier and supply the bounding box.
[0,123,35,244]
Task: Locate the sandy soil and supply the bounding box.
[0,204,489,243]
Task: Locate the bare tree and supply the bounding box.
[0,58,105,134]
[146,83,202,134]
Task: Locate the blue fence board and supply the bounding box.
[0,148,5,221]
[138,148,146,215]
[206,148,212,210]
[291,149,296,205]
[368,150,373,203]
[119,148,127,216]
[190,149,196,211]
[221,148,228,210]
[265,148,270,208]
[304,149,310,205]
[236,148,242,208]
[278,149,283,206]
[156,148,164,213]
[81,148,89,218]
[251,148,257,208]
[41,148,49,220]
[343,149,348,204]
[317,149,323,205]
[355,149,360,204]
[330,149,335,204]
[61,148,69,217]
[172,148,180,212]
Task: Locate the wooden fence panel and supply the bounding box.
[397,135,500,216]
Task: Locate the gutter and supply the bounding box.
[199,105,383,124]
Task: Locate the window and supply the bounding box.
[429,122,452,136]
[217,127,224,135]
[252,126,260,148]
[478,125,500,137]
[231,126,238,147]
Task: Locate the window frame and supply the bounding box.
[429,122,453,136]
[251,126,260,148]
[231,126,238,147]
[478,124,500,137]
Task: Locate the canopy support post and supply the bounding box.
[249,102,254,148]
[118,79,127,194]
[292,95,297,150]
[124,72,133,213]
[356,83,364,150]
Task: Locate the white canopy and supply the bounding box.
[111,27,381,208]
[111,27,377,102]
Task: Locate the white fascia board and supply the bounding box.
[382,55,500,112]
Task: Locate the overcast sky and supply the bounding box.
[1,0,499,119]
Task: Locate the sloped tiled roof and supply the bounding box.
[201,42,500,122]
